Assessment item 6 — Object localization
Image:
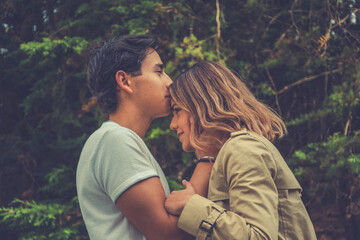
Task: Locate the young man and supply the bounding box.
[76,35,193,240]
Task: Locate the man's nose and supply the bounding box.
[165,73,173,87]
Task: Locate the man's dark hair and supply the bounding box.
[87,34,159,114]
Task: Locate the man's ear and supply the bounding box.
[115,70,133,94]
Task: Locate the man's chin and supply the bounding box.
[154,109,171,119]
[162,106,172,117]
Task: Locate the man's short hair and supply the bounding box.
[87,34,159,114]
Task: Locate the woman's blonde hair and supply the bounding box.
[170,61,287,152]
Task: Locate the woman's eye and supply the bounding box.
[172,108,181,114]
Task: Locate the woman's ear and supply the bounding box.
[115,70,133,94]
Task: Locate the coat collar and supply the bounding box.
[230,129,248,138]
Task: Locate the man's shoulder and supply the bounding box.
[90,121,139,142]
[80,121,144,159]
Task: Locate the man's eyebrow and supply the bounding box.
[155,63,164,70]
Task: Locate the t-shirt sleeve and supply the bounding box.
[93,129,159,203]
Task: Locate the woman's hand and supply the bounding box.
[165,180,196,216]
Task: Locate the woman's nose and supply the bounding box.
[170,116,177,130]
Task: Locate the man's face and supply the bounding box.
[130,49,173,119]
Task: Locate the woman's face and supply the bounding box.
[170,100,195,152]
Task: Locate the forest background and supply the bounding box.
[0,0,359,239]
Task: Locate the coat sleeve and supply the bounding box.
[178,136,279,240]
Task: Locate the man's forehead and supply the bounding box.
[143,49,163,66]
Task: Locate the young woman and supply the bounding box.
[165,61,317,240]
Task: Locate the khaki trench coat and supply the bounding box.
[178,129,317,240]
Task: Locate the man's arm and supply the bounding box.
[116,176,193,240]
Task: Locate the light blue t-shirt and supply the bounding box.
[76,121,170,240]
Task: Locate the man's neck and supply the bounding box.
[109,106,152,138]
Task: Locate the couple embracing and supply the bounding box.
[76,34,317,240]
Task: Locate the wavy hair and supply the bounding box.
[170,61,287,152]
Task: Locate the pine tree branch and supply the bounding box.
[277,68,341,95]
[265,67,282,115]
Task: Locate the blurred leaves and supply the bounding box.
[0,0,359,239]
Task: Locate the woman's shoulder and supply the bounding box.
[218,128,281,168]
[222,129,274,151]
[220,129,301,190]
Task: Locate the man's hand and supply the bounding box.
[165,180,196,216]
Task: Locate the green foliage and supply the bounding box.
[0,198,86,240]
[289,131,360,179]
[145,127,173,141]
[0,0,359,239]
[286,108,333,127]
[166,177,185,191]
[110,0,161,35]
[288,131,360,221]
[20,37,88,57]
[39,165,77,199]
